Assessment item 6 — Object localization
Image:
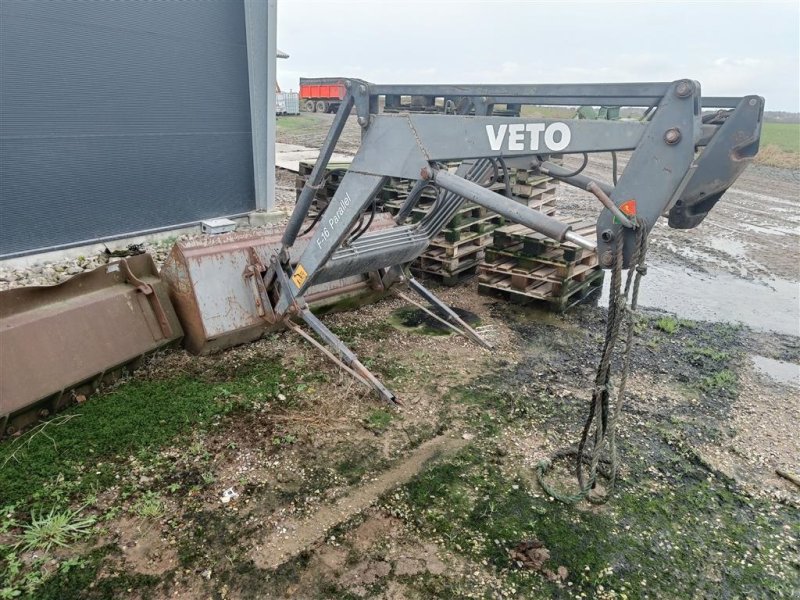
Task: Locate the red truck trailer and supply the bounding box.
[299,77,346,113]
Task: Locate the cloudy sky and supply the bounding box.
[277,0,799,111]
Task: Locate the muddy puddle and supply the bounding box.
[601,260,799,336]
[751,354,800,387]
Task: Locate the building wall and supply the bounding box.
[0,0,256,258]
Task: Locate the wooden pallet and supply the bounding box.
[480,249,599,285]
[411,260,481,286]
[442,214,505,242]
[296,160,351,180]
[383,198,488,227]
[491,218,596,263]
[427,231,493,257]
[418,243,486,273]
[478,268,604,311]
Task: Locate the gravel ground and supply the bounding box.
[2,111,798,599]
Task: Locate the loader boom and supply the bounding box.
[266,79,763,402]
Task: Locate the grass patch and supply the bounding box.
[17,506,96,554]
[0,357,286,509]
[761,122,800,154]
[655,315,680,334]
[365,408,394,432]
[334,444,388,485]
[26,545,160,600]
[132,491,164,519]
[385,437,799,599]
[698,368,737,394]
[755,123,799,168]
[689,344,730,363]
[276,114,316,133]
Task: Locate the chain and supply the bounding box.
[536,222,649,504]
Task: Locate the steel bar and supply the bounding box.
[406,278,493,349]
[284,320,371,388]
[424,168,596,250]
[297,307,397,405]
[586,182,634,229]
[368,82,672,102]
[281,92,355,253]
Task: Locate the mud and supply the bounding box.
[4,112,797,599]
[249,434,466,570]
[390,306,480,333]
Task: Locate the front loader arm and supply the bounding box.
[265,77,763,405]
[668,95,764,229]
[275,78,762,314]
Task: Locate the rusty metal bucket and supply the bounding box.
[161,218,393,355]
[0,253,183,435]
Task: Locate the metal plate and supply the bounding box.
[0,253,183,433]
[161,217,394,355]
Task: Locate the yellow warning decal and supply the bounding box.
[291,264,308,288]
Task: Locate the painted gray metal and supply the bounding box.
[428,169,577,244]
[256,78,762,403]
[279,79,763,292]
[0,0,259,258]
[596,79,701,260]
[668,96,763,229]
[348,115,648,179]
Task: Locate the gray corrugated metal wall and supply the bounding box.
[0,0,255,258]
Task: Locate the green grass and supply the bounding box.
[385,438,798,599]
[365,408,394,432]
[761,122,800,154]
[276,113,316,133]
[520,105,576,119]
[698,368,737,394]
[0,358,286,509]
[655,316,680,334]
[18,506,96,553]
[29,545,160,600]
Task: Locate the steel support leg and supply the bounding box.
[281,92,356,254]
[296,307,398,405]
[407,277,493,349]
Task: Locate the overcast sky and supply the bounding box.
[277,0,800,111]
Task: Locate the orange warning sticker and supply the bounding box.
[291,264,308,288]
[614,199,637,225]
[619,199,637,216]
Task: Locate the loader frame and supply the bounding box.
[266,79,764,403]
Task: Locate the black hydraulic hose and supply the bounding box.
[298,168,350,236]
[349,200,377,243]
[543,152,588,178]
[496,156,512,197]
[299,207,325,236]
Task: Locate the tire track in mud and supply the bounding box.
[249,434,467,569]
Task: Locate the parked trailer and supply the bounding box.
[299,77,346,113]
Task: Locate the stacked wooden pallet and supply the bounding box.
[295,160,354,214]
[390,200,504,285]
[295,159,561,286]
[383,170,558,285]
[478,217,604,312]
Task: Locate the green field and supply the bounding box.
[761,122,800,153]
